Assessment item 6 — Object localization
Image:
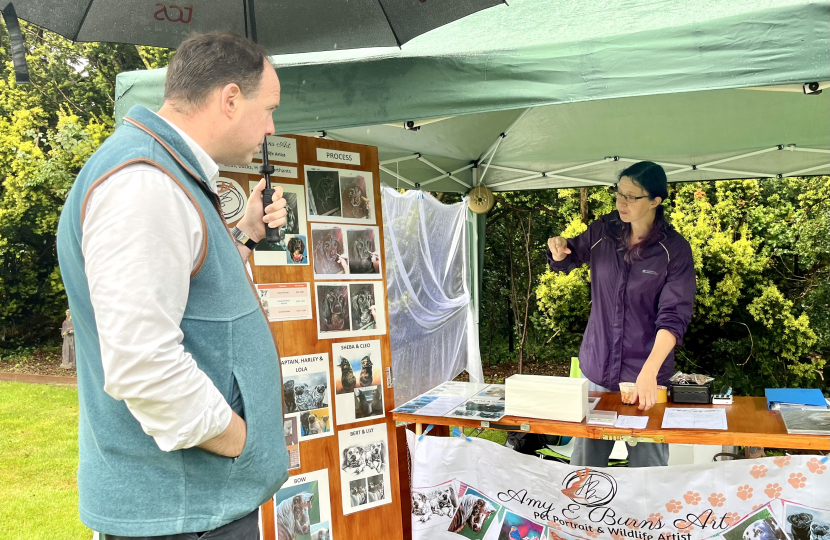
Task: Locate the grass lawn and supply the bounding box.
[0,382,90,540]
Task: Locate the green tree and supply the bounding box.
[0,24,170,347]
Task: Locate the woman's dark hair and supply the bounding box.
[618,161,668,202]
[615,161,670,262]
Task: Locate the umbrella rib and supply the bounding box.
[375,0,403,47]
[76,0,98,41]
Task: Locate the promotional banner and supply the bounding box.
[407,431,830,540]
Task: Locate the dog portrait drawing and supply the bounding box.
[364,441,385,474]
[276,492,314,540]
[312,228,345,275]
[359,355,374,387]
[342,445,366,475]
[340,175,370,219]
[307,170,341,217]
[449,493,497,535]
[318,285,349,332]
[349,284,375,331]
[286,235,307,264]
[283,192,299,234]
[347,229,377,274]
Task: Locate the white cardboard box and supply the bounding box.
[505,375,588,422]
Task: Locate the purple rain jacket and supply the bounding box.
[546,210,696,391]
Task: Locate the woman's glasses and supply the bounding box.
[611,187,650,204]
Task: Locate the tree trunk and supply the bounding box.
[580,188,589,224]
[507,295,514,353]
[486,298,496,366]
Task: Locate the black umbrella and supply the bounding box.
[3,0,504,56]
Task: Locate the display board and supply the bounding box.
[218,135,403,540]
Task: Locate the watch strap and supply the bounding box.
[230,226,258,250]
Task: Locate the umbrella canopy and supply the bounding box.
[114,0,830,192]
[7,0,504,54]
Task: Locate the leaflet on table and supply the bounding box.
[661,407,728,430]
[393,382,505,418]
[447,397,505,422]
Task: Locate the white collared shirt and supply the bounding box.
[82,112,232,452]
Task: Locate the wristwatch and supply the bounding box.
[230,226,258,250]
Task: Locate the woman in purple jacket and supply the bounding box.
[547,161,695,467]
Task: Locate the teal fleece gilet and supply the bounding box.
[56,105,289,536]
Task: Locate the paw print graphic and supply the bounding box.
[611,532,626,540]
[585,529,600,538]
[547,522,562,531]
[807,458,827,475]
[737,485,754,501]
[773,455,791,468]
[788,472,807,489]
[723,512,741,526]
[753,504,766,511]
[704,514,719,527]
[750,465,768,479]
[683,491,702,505]
[647,513,664,527]
[708,493,726,507]
[665,500,684,513]
[677,521,695,533]
[764,483,782,498]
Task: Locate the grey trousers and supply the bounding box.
[100,509,259,540]
[570,378,669,468]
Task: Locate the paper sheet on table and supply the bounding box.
[615,415,649,429]
[661,408,728,430]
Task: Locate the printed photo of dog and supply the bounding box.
[367,474,385,503]
[349,479,368,508]
[784,502,830,540]
[283,417,298,447]
[448,486,500,539]
[722,506,788,540]
[285,235,308,265]
[354,386,384,420]
[300,407,330,437]
[310,522,331,540]
[497,510,545,540]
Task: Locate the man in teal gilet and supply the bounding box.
[56,33,290,539]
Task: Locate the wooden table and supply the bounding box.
[392,392,829,450]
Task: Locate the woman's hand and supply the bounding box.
[633,367,658,411]
[547,236,571,262]
[337,254,349,273]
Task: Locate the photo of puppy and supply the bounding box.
[307,170,341,217]
[317,285,350,333]
[347,228,378,274]
[312,228,345,275]
[349,284,376,331]
[340,175,370,219]
[349,479,368,508]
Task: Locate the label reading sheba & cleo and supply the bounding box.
[316,148,361,166]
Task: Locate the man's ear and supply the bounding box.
[219,83,242,118]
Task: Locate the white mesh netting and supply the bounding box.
[381,186,483,406]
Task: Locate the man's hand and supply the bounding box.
[547,236,571,262]
[197,410,247,458]
[236,179,287,243]
[337,254,349,273]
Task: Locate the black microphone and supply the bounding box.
[259,139,281,244]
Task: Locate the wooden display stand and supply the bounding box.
[220,135,404,540]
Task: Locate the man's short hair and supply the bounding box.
[164,32,270,112]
